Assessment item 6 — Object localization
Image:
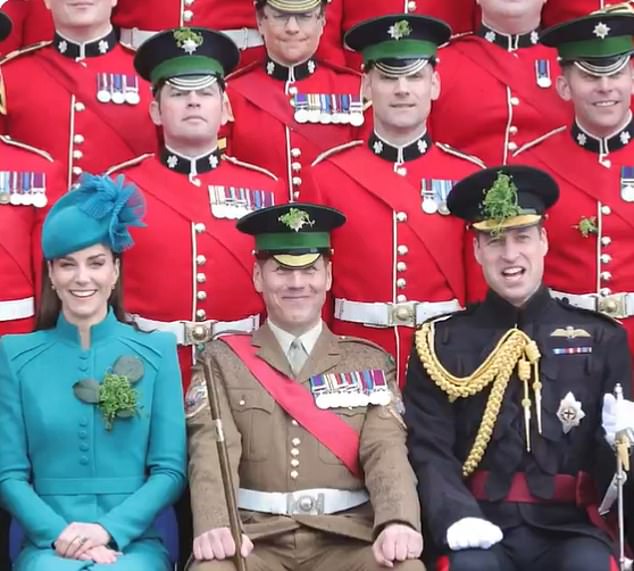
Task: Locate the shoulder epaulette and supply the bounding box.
[106,153,153,175]
[440,32,473,50]
[553,297,621,326]
[513,126,566,157]
[222,154,278,180]
[0,40,52,65]
[436,142,486,168]
[311,140,363,167]
[226,60,260,82]
[0,135,53,162]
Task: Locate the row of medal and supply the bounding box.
[208,185,276,219]
[620,167,634,202]
[309,368,392,410]
[0,171,47,208]
[535,59,552,89]
[96,73,141,105]
[421,178,456,215]
[292,93,365,127]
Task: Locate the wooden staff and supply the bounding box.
[201,359,248,571]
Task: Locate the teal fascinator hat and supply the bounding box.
[42,174,146,260]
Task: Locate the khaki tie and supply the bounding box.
[288,338,308,374]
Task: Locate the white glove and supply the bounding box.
[446,517,503,551]
[602,394,634,446]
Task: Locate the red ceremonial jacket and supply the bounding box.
[0,0,53,55]
[0,30,156,189]
[513,122,634,358]
[108,149,288,388]
[0,135,65,335]
[305,134,485,385]
[341,0,479,70]
[225,57,365,201]
[430,27,572,166]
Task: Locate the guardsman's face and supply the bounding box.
[474,225,548,308]
[477,0,546,20]
[44,0,116,28]
[253,256,332,334]
[48,244,119,326]
[256,6,325,66]
[364,65,440,133]
[150,83,228,148]
[557,63,634,138]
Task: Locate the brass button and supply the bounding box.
[197,291,207,301]
[600,271,612,281]
[601,205,611,215]
[510,96,520,106]
[600,288,612,296]
[601,236,612,246]
[290,448,300,456]
[196,255,207,265]
[397,245,408,255]
[397,262,407,272]
[291,162,302,171]
[290,470,299,479]
[196,273,207,284]
[396,294,407,303]
[396,278,407,289]
[72,150,83,159]
[73,134,85,144]
[507,141,518,151]
[290,458,299,467]
[293,191,300,200]
[396,167,407,176]
[291,148,301,158]
[407,0,417,9]
[291,419,299,426]
[396,211,408,222]
[72,166,83,176]
[509,125,518,134]
[196,309,207,320]
[194,223,206,233]
[292,176,302,186]
[183,9,193,21]
[291,437,301,446]
[191,325,208,343]
[239,399,246,406]
[601,254,612,264]
[74,102,85,112]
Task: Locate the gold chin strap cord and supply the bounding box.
[415,322,541,478]
[594,2,634,14]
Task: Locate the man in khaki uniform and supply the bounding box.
[186,203,424,571]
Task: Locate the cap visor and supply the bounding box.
[472,214,543,232]
[273,253,322,268]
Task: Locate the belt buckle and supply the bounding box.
[598,294,627,319]
[288,492,325,515]
[390,302,416,327]
[183,320,214,345]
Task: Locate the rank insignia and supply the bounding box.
[309,369,392,409]
[556,391,585,434]
[620,166,634,202]
[535,59,552,89]
[0,171,47,207]
[550,326,591,340]
[208,185,275,219]
[420,178,456,215]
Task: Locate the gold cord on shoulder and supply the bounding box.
[415,322,541,477]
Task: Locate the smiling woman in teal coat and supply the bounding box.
[0,174,187,570]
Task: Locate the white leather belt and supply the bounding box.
[127,313,260,345]
[550,289,634,320]
[0,297,34,322]
[238,488,369,516]
[334,298,462,328]
[120,27,263,51]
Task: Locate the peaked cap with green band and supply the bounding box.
[541,11,634,74]
[254,0,327,13]
[344,14,451,66]
[134,27,239,87]
[237,203,346,268]
[447,166,559,235]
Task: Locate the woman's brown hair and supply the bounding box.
[35,253,128,331]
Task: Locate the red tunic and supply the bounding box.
[542,1,603,28]
[111,0,346,67]
[225,58,364,201]
[108,152,288,388]
[513,125,634,358]
[305,136,484,385]
[0,38,156,189]
[341,0,480,70]
[0,135,65,335]
[430,32,572,166]
[0,0,53,55]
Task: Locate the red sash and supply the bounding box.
[326,148,464,301]
[229,69,356,152]
[222,334,362,478]
[453,38,568,129]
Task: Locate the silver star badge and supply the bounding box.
[577,132,588,147]
[417,139,428,154]
[209,155,219,168]
[620,131,631,145]
[167,155,178,169]
[372,140,384,155]
[307,60,316,74]
[530,31,539,45]
[266,61,275,76]
[594,22,611,39]
[58,40,68,54]
[98,40,109,54]
[484,30,496,43]
[557,391,585,434]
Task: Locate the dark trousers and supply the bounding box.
[442,525,618,571]
[177,487,194,571]
[0,508,9,569]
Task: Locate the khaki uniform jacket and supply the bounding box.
[186,323,420,542]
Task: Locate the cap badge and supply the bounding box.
[174,28,204,55]
[557,391,585,434]
[480,172,521,236]
[279,207,315,232]
[388,20,412,41]
[593,22,611,39]
[550,326,592,339]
